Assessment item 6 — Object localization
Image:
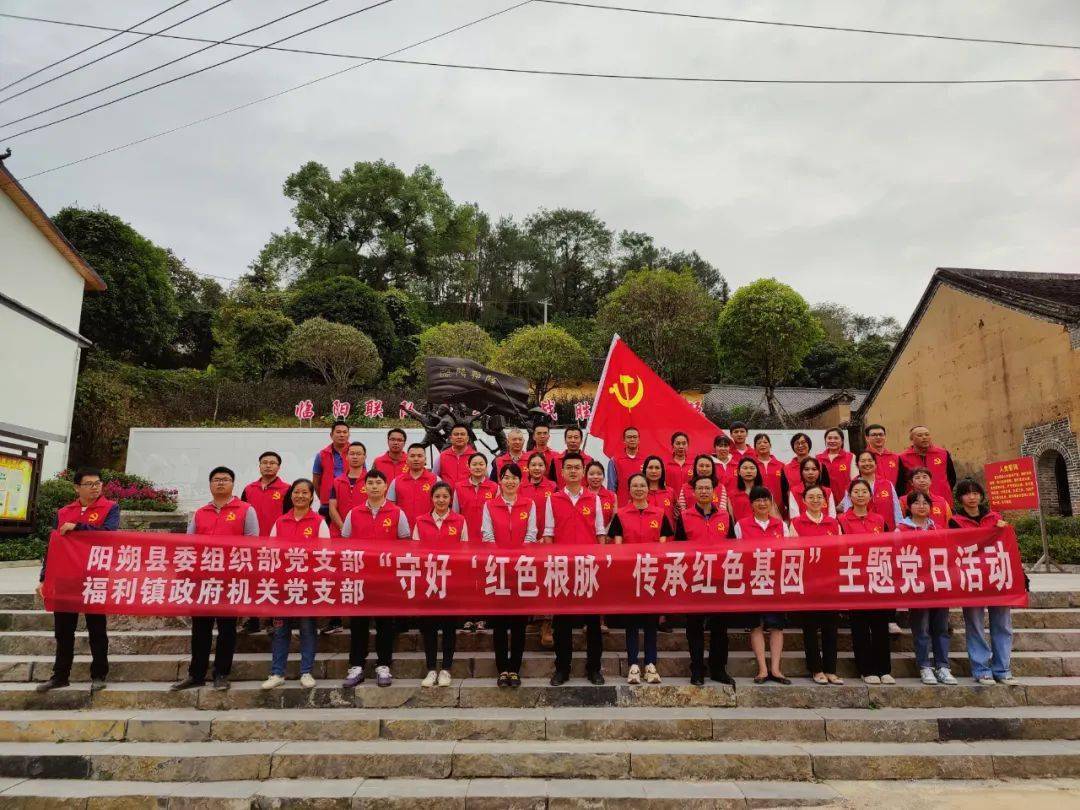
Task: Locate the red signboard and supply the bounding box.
[984,457,1040,511]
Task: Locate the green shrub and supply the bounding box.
[0,538,47,563]
[1016,532,1080,565]
[30,478,76,544]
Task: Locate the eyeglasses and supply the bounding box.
[78,481,103,488]
[210,477,233,484]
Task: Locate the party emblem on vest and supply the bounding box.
[485,491,494,499]
[878,490,889,499]
[608,374,644,411]
[226,512,236,521]
[422,484,431,491]
[448,525,458,535]
[649,520,659,529]
[303,526,313,537]
[602,502,612,512]
[382,517,392,528]
[582,506,591,516]
[518,511,528,520]
[272,492,281,500]
[933,457,943,465]
[87,512,99,522]
[839,464,848,472]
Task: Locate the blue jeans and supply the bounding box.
[962,606,1012,679]
[625,615,658,666]
[909,608,950,670]
[271,618,317,676]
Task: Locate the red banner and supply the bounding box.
[985,457,1040,511]
[42,528,1027,617]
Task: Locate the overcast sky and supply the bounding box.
[1,0,1077,322]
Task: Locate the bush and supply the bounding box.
[30,478,76,544]
[0,538,47,563]
[1017,533,1080,565]
[414,322,495,373]
[285,317,382,388]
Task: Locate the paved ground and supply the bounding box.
[827,778,1080,809]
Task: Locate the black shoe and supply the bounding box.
[587,670,605,686]
[35,677,69,692]
[170,677,205,691]
[711,670,735,686]
[213,675,230,691]
[321,620,344,635]
[239,619,260,634]
[690,672,705,686]
[497,672,510,688]
[549,670,570,686]
[90,679,107,692]
[508,672,521,688]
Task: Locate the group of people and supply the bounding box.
[35,419,1016,694]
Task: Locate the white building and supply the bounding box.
[0,156,106,480]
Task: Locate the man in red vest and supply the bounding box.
[864,423,901,487]
[340,470,412,688]
[35,468,119,692]
[491,427,528,481]
[898,425,957,499]
[527,424,556,472]
[548,426,593,487]
[433,425,473,487]
[605,426,643,497]
[322,441,368,635]
[373,428,409,483]
[728,421,750,459]
[543,453,607,686]
[171,467,259,692]
[387,444,438,523]
[312,420,350,519]
[238,450,290,634]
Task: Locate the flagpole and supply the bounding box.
[581,333,619,454]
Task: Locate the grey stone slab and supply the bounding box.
[453,741,631,779]
[464,778,549,810]
[351,778,468,809]
[628,740,813,781]
[736,781,842,808]
[270,740,453,780]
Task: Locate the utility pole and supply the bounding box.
[540,299,550,325]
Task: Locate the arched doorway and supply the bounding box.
[1038,449,1073,516]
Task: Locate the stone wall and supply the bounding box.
[1021,418,1080,516]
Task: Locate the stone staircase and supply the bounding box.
[0,587,1078,808]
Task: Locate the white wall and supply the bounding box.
[127,427,832,513]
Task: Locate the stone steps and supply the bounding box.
[4,648,1079,684]
[1,706,1078,744]
[0,738,1077,782]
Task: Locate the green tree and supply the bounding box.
[415,322,495,373]
[717,279,824,420]
[491,325,591,402]
[212,307,294,382]
[53,207,180,363]
[381,287,422,371]
[287,277,396,365]
[595,269,721,389]
[525,209,614,317]
[164,251,223,369]
[286,317,382,389]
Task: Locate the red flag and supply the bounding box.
[586,336,724,461]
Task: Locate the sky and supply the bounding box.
[1,0,1077,323]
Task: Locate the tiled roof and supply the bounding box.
[703,385,867,417]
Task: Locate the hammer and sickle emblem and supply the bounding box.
[608,374,644,411]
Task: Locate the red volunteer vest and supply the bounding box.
[646,486,677,525]
[454,478,499,539]
[493,452,528,479]
[614,503,666,544]
[346,500,406,541]
[950,509,1002,529]
[789,482,834,516]
[56,496,116,529]
[837,510,886,535]
[520,478,556,535]
[753,456,785,504]
[611,452,644,494]
[328,472,367,537]
[869,449,901,486]
[736,515,786,539]
[414,511,468,547]
[899,445,953,500]
[485,497,534,548]
[680,506,730,543]
[242,477,290,535]
[437,447,473,488]
[784,457,812,488]
[679,482,724,514]
[904,492,952,524]
[373,452,409,484]
[865,477,898,531]
[727,486,754,522]
[526,447,556,473]
[316,444,346,504]
[817,450,855,492]
[272,509,326,540]
[192,497,252,535]
[665,457,693,490]
[791,514,841,537]
[588,486,617,523]
[551,449,594,487]
[391,470,438,522]
[548,490,602,545]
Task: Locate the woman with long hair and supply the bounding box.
[816,428,856,491]
[728,457,772,524]
[787,457,835,519]
[790,485,842,685]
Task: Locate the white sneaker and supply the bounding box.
[421,670,438,688]
[862,675,881,685]
[976,675,996,686]
[936,667,958,685]
[879,674,895,685]
[888,622,903,635]
[997,675,1019,686]
[437,669,452,687]
[920,667,937,685]
[627,664,642,685]
[299,673,316,689]
[376,665,393,687]
[643,663,661,684]
[261,674,285,690]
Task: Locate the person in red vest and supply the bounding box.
[481,463,538,687]
[605,426,643,496]
[312,420,350,519]
[787,457,835,519]
[784,433,814,488]
[527,424,557,471]
[903,466,953,524]
[839,452,902,532]
[899,425,957,499]
[432,425,473,488]
[675,475,734,686]
[543,453,607,686]
[727,457,772,524]
[323,441,369,635]
[734,486,790,684]
[838,478,893,685]
[712,434,739,484]
[414,481,467,688]
[790,484,843,686]
[171,467,259,692]
[373,428,409,483]
[35,468,119,693]
[864,423,900,487]
[750,433,785,507]
[643,455,677,527]
[727,421,750,459]
[520,452,557,648]
[490,428,528,481]
[665,432,693,493]
[239,451,291,635]
[549,426,593,487]
[949,478,1014,686]
[608,473,672,685]
[387,443,438,523]
[340,470,412,689]
[816,428,855,493]
[585,460,617,526]
[677,455,729,517]
[261,479,329,691]
[453,453,498,540]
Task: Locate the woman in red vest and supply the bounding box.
[643,455,677,526]
[520,454,556,535]
[608,473,672,685]
[838,479,893,685]
[677,455,729,517]
[784,433,814,489]
[788,457,835,519]
[414,482,467,688]
[665,432,693,492]
[841,451,902,531]
[816,428,855,493]
[903,466,953,525]
[790,485,843,686]
[263,479,327,691]
[728,457,771,523]
[585,461,617,528]
[481,463,538,687]
[453,453,498,540]
[750,433,785,507]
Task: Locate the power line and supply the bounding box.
[0,0,234,107]
[0,0,195,96]
[8,1,534,182]
[2,12,1075,89]
[535,0,1080,51]
[0,0,363,133]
